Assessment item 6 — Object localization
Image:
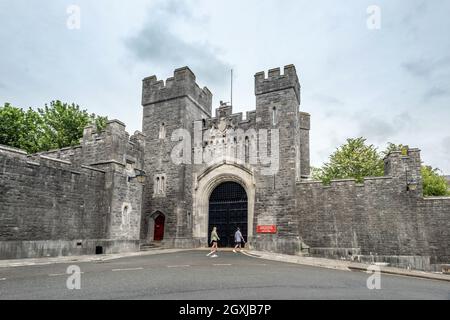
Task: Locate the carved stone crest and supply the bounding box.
[218,118,227,133]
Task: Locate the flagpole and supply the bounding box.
[231,69,233,107]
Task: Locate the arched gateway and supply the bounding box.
[193,163,255,248]
[208,182,248,247]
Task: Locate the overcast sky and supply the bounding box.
[1,0,449,172]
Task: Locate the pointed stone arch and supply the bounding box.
[143,211,166,242]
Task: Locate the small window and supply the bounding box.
[154,174,166,196]
[272,107,277,126]
[187,211,191,229]
[245,136,250,163]
[159,123,166,140]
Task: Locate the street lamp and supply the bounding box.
[407,177,418,191]
[404,164,418,192]
[128,168,146,183]
[400,146,418,192]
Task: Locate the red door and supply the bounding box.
[154,215,165,241]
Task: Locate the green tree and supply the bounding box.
[0,101,107,153]
[0,103,43,153]
[421,166,449,197]
[383,142,407,157]
[0,103,26,149]
[38,100,107,150]
[314,137,384,184]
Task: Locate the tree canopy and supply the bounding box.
[313,138,449,197]
[421,166,450,197]
[312,137,384,184]
[0,101,107,154]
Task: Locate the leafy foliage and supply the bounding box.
[421,166,449,197]
[382,142,407,157]
[0,101,107,153]
[315,139,450,197]
[313,137,384,184]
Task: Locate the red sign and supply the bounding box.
[256,225,277,234]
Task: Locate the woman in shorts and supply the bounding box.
[207,227,220,257]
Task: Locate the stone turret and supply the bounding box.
[255,65,301,105]
[384,147,422,195]
[142,66,212,116]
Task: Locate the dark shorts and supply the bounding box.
[211,240,217,244]
[235,241,241,246]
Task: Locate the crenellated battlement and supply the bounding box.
[298,147,423,195]
[255,64,301,104]
[28,119,145,169]
[383,147,422,184]
[142,66,212,115]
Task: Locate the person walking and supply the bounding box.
[207,226,220,258]
[233,227,246,253]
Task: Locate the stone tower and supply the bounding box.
[141,67,212,246]
[253,65,303,254]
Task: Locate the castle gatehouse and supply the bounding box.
[0,65,449,271]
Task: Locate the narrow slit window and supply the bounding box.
[272,107,277,126]
[159,123,166,140]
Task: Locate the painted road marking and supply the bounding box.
[0,278,6,281]
[111,267,144,272]
[49,272,84,277]
[167,265,190,268]
[213,264,232,266]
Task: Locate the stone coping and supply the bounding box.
[0,144,27,155]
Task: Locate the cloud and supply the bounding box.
[443,136,450,152]
[402,56,450,78]
[356,112,414,144]
[124,0,230,86]
[400,0,429,29]
[311,93,344,106]
[423,86,449,101]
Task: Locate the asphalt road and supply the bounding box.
[0,250,449,300]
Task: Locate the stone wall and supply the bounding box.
[0,119,145,259]
[296,148,450,270]
[0,145,107,241]
[0,145,108,258]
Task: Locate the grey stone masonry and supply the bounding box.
[299,112,311,178]
[253,65,303,254]
[141,67,211,245]
[297,148,450,270]
[0,120,145,259]
[142,66,212,116]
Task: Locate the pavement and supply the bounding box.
[241,250,450,282]
[0,248,186,268]
[0,249,449,299]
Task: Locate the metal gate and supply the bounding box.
[208,182,248,247]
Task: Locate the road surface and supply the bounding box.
[0,250,448,299]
